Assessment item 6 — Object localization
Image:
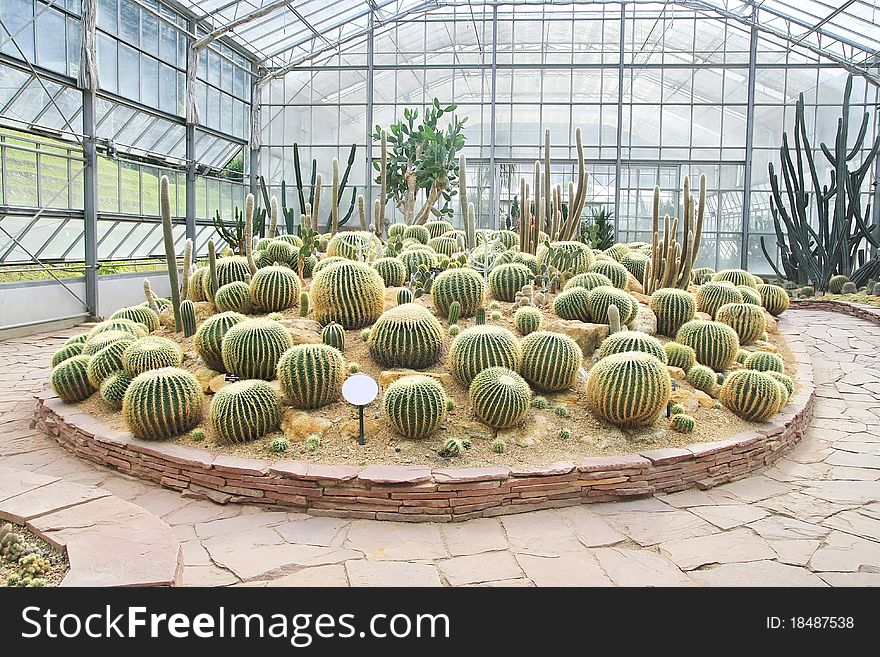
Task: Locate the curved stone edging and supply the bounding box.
[0,465,182,586]
[791,299,880,324]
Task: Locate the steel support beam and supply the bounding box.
[365,13,375,217]
[488,3,498,230]
[613,3,625,241]
[82,89,99,317]
[185,19,197,243]
[872,76,880,259]
[740,14,758,270]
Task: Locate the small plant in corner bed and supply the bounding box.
[580,206,614,251]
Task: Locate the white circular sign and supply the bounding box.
[342,374,379,406]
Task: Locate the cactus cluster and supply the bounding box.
[696,282,743,318]
[310,260,386,329]
[553,287,592,322]
[372,257,407,288]
[383,374,447,439]
[122,336,183,377]
[250,265,301,312]
[719,370,786,422]
[51,355,95,402]
[650,288,696,337]
[215,281,253,314]
[277,343,345,409]
[598,331,667,363]
[520,331,583,392]
[221,318,294,380]
[122,367,203,440]
[586,352,671,427]
[432,268,487,318]
[469,367,531,429]
[111,306,159,333]
[675,320,740,371]
[449,325,522,384]
[715,303,766,345]
[514,306,543,336]
[193,311,246,371]
[369,304,444,369]
[85,340,129,388]
[210,379,281,443]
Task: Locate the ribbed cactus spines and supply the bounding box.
[65,333,89,347]
[564,271,613,292]
[122,367,204,440]
[299,292,310,317]
[403,225,430,244]
[621,251,648,284]
[757,284,790,316]
[605,243,631,262]
[586,352,671,427]
[397,288,413,305]
[209,379,281,443]
[491,230,520,250]
[250,265,301,312]
[322,322,346,352]
[449,325,521,384]
[159,175,182,332]
[712,269,758,288]
[399,248,436,273]
[205,239,218,302]
[476,308,486,325]
[369,304,444,369]
[737,286,762,306]
[428,236,458,258]
[536,241,594,274]
[672,414,695,433]
[425,220,454,239]
[514,306,543,336]
[111,306,159,333]
[743,351,784,373]
[264,239,295,266]
[650,288,697,337]
[387,223,407,238]
[448,301,461,326]
[51,355,95,402]
[82,330,136,357]
[512,251,539,273]
[691,267,715,284]
[87,318,147,341]
[736,349,750,364]
[598,331,667,363]
[215,256,252,288]
[431,268,487,318]
[520,331,583,392]
[665,343,696,371]
[829,275,850,293]
[715,303,767,345]
[686,364,717,393]
[86,339,129,388]
[310,260,386,329]
[122,336,183,377]
[382,374,447,439]
[588,286,638,325]
[52,343,82,367]
[720,370,786,422]
[675,320,740,371]
[214,281,252,314]
[696,281,743,318]
[222,318,294,380]
[277,343,345,409]
[100,370,132,409]
[489,263,533,302]
[193,311,246,371]
[589,260,629,289]
[469,366,532,429]
[181,299,196,337]
[768,371,794,399]
[553,287,592,322]
[291,251,318,278]
[327,231,380,261]
[373,257,407,288]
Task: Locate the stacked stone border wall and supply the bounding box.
[33,317,821,523]
[791,298,880,323]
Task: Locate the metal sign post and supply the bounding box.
[342,374,379,446]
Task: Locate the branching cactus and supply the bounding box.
[205,239,219,303]
[160,175,182,332]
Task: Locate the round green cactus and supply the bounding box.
[188,268,208,301]
[736,349,751,364]
[64,333,89,347]
[312,256,347,275]
[670,403,686,416]
[589,260,628,289]
[221,318,294,380]
[52,343,83,367]
[321,322,346,352]
[720,370,786,422]
[514,306,543,336]
[372,257,407,288]
[650,288,697,337]
[598,331,667,363]
[588,286,638,325]
[553,287,592,322]
[86,340,129,388]
[383,374,447,439]
[51,355,95,402]
[469,367,531,429]
[122,336,183,378]
[757,284,790,316]
[276,234,303,247]
[537,241,594,274]
[214,281,253,314]
[387,223,407,238]
[587,352,671,427]
[691,267,715,284]
[671,414,695,433]
[428,236,458,258]
[686,364,717,393]
[768,371,794,399]
[737,286,762,306]
[743,351,784,373]
[564,271,613,292]
[403,225,430,244]
[665,342,697,371]
[449,325,522,384]
[327,231,380,261]
[209,379,281,443]
[111,305,159,332]
[310,260,386,329]
[399,248,437,274]
[712,269,757,288]
[621,251,648,283]
[696,282,744,318]
[122,367,204,440]
[520,331,583,392]
[215,256,252,288]
[250,265,301,312]
[87,318,147,341]
[264,239,296,266]
[277,343,345,409]
[604,243,630,262]
[489,263,533,302]
[511,251,539,273]
[99,370,132,409]
[193,311,247,371]
[828,274,850,294]
[368,304,444,369]
[82,330,136,357]
[715,302,766,346]
[425,220,454,239]
[675,320,740,371]
[431,268,487,318]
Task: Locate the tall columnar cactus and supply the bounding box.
[111,306,159,333]
[382,374,447,440]
[373,257,407,288]
[720,370,786,422]
[587,352,671,427]
[564,272,613,292]
[737,286,763,305]
[675,320,740,371]
[588,286,638,325]
[86,340,129,388]
[180,238,193,302]
[589,260,628,289]
[553,287,592,322]
[432,268,487,318]
[51,355,95,402]
[460,154,475,249]
[650,288,696,337]
[205,239,219,303]
[209,379,281,443]
[322,322,346,352]
[143,279,160,313]
[715,303,767,345]
[52,343,82,367]
[122,367,203,440]
[665,342,697,371]
[277,343,345,409]
[686,364,717,394]
[447,301,461,326]
[489,263,533,302]
[376,131,387,237]
[757,284,790,316]
[475,308,486,326]
[214,281,253,314]
[310,260,386,329]
[696,282,744,318]
[369,304,444,369]
[250,265,302,313]
[598,331,667,363]
[222,318,294,380]
[180,300,196,338]
[514,306,543,336]
[520,331,583,392]
[159,176,182,332]
[299,291,310,317]
[122,336,184,377]
[449,325,521,384]
[100,370,132,409]
[743,351,785,373]
[712,268,757,288]
[330,158,340,235]
[469,367,531,429]
[607,304,623,334]
[268,195,279,239]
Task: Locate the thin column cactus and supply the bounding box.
[331,158,340,236]
[160,175,182,332]
[143,279,159,314]
[268,196,279,238]
[244,193,257,277]
[376,130,387,237]
[357,195,367,231]
[206,239,218,304]
[461,154,475,248]
[180,238,192,302]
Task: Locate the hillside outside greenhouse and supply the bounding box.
[0,0,878,616]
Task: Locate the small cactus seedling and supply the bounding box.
[461,438,472,450]
[491,311,502,320]
[269,438,289,454]
[348,362,360,374]
[191,428,206,442]
[361,328,371,342]
[267,312,284,321]
[446,398,456,412]
[670,403,686,416]
[554,405,569,418]
[439,437,464,457]
[491,438,507,454]
[532,396,548,409]
[305,434,321,453]
[558,428,572,440]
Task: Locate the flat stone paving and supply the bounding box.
[1,309,878,587]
